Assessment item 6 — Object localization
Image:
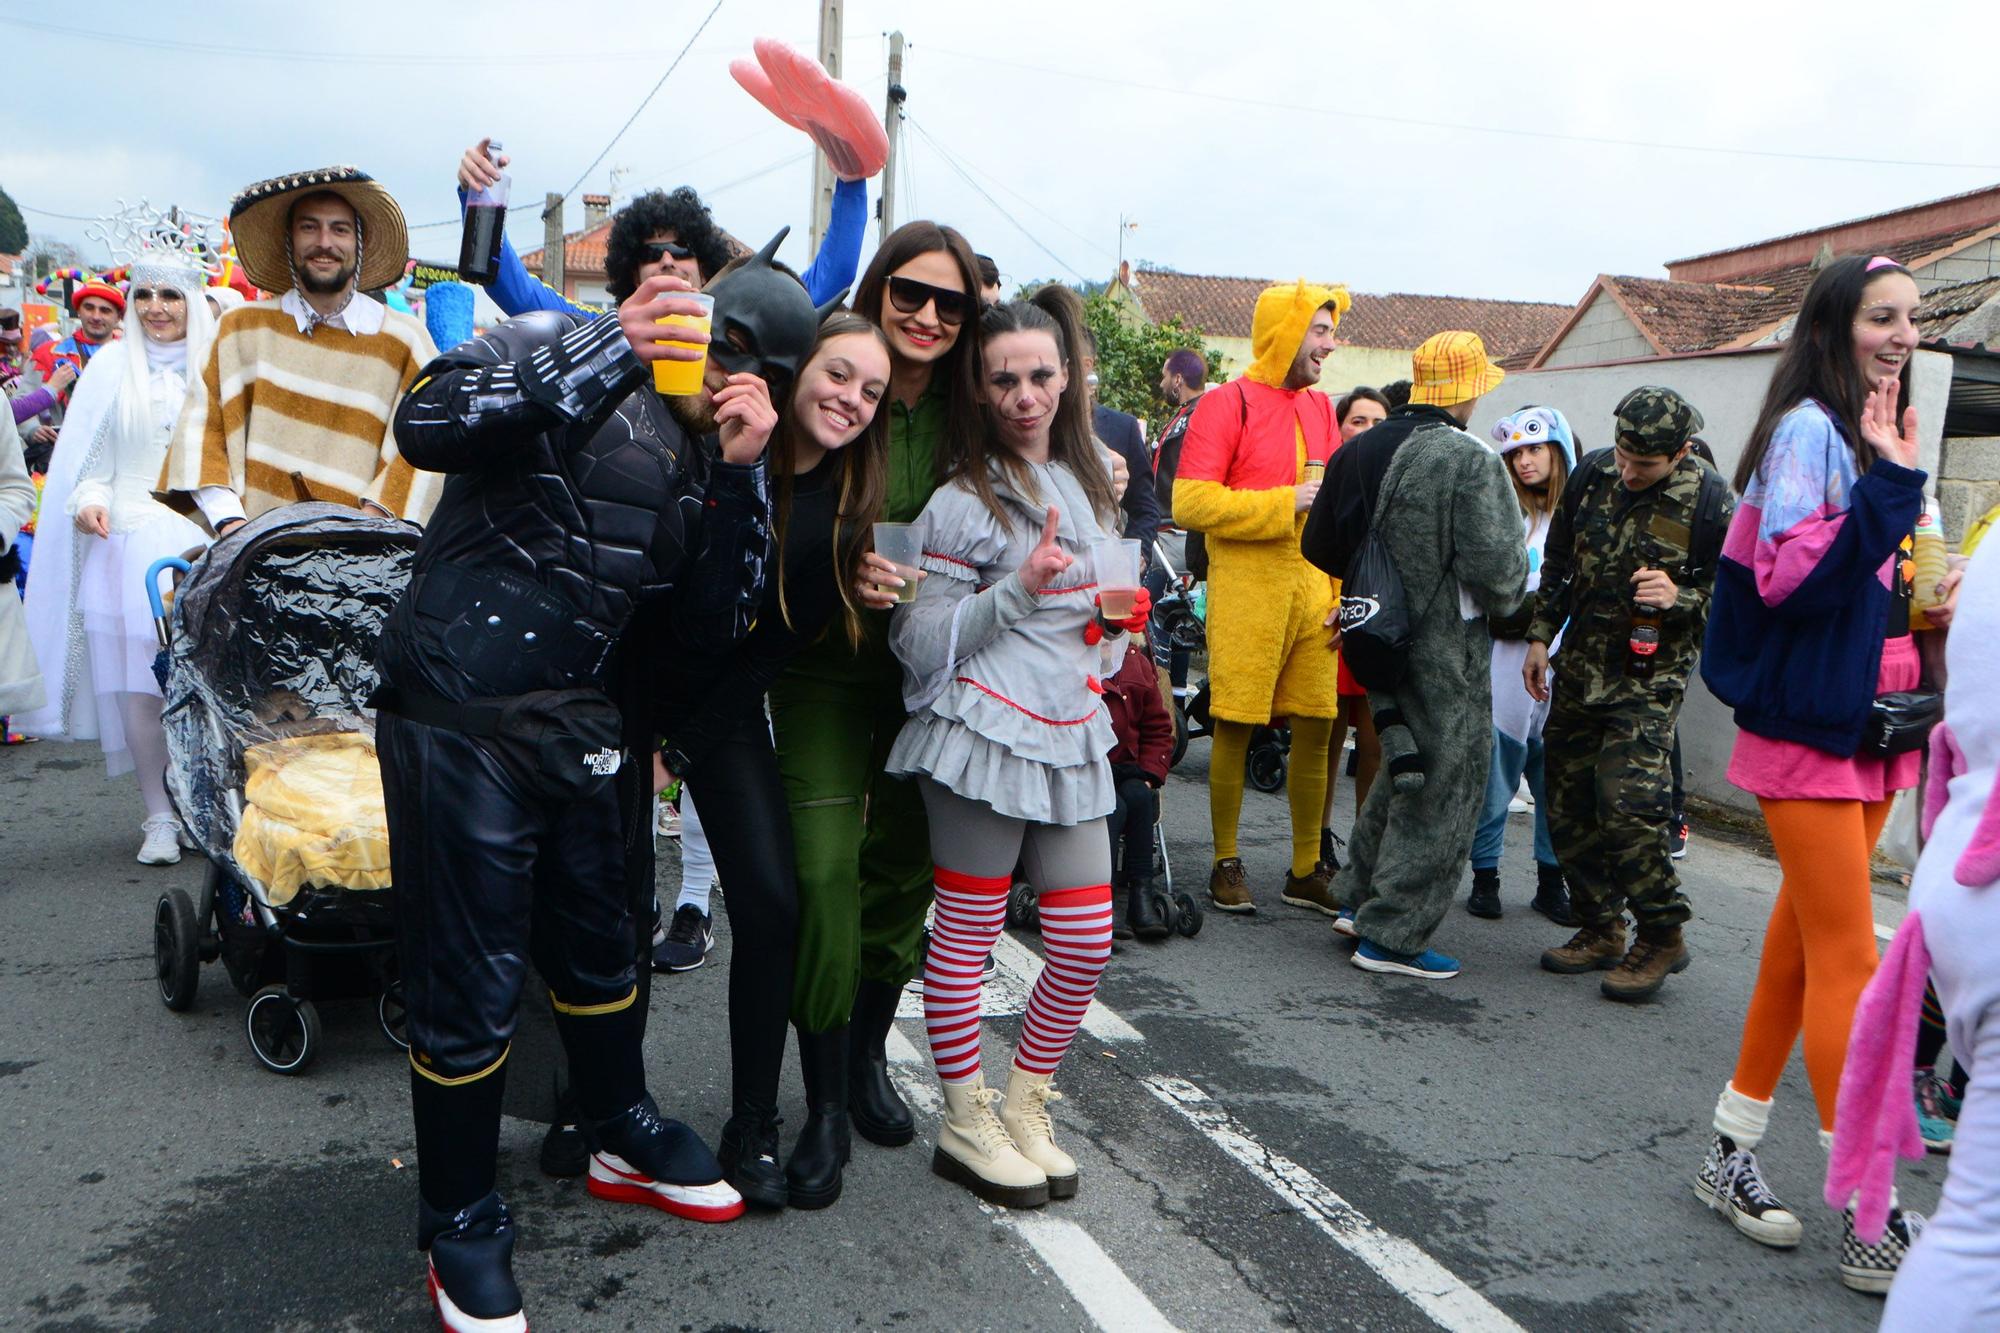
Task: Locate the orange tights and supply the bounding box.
[1730,797,1892,1131]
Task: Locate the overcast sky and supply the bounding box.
[6,0,1998,311]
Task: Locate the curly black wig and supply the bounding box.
[603,186,734,302]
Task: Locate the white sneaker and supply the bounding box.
[137,816,182,865]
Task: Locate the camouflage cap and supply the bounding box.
[1613,386,1705,456]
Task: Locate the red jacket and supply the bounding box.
[1104,645,1173,783]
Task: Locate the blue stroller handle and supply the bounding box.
[147,557,193,622]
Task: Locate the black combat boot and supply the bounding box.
[848,979,915,1147]
[1531,862,1573,925]
[717,1100,787,1210]
[1126,877,1171,942]
[787,1026,853,1208]
[1466,867,1502,919]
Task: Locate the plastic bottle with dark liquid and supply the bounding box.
[459,140,509,286]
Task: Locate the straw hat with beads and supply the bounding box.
[227,165,410,294]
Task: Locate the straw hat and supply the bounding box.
[227,165,410,294]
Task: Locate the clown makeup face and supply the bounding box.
[76,296,122,342]
[983,329,1066,461]
[1339,397,1386,441]
[879,251,965,366]
[131,286,189,344]
[792,331,890,461]
[1508,443,1550,488]
[1852,271,1920,390]
[290,193,360,295]
[1285,306,1338,390]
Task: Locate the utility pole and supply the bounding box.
[807,0,843,252]
[879,30,905,243]
[543,192,566,297]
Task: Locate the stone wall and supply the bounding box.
[1940,435,2000,547]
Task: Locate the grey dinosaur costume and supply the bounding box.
[1303,404,1527,954]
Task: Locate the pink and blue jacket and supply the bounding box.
[1700,400,1924,756]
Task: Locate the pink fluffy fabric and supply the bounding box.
[1924,722,2000,889]
[1825,913,1931,1240]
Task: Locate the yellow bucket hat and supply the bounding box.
[1409,330,1505,407]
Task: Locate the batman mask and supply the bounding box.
[704,226,844,400]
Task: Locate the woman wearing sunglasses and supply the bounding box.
[766,221,988,1157]
[19,250,216,865]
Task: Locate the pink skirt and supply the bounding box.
[1726,634,1923,802]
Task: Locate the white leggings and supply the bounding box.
[120,693,173,820]
[1884,1000,2000,1329]
[675,785,717,913]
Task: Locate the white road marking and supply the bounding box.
[988,1211,1182,1332]
[1875,921,1896,942]
[1142,1076,1526,1333]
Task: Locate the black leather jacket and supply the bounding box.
[379,310,769,703]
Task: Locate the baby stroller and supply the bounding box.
[147,504,419,1075]
[1153,538,1289,792]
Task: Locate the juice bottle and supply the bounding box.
[459,140,509,286]
[1909,505,1949,630]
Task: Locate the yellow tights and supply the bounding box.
[1209,716,1334,879]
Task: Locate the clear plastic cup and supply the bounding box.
[873,522,924,604]
[1093,537,1142,619]
[652,292,715,397]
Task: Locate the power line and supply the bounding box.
[550,0,728,215]
[0,15,721,68]
[920,45,2000,173]
[907,121,1085,281]
[908,118,1115,264]
[705,151,815,199]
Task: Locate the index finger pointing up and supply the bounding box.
[1040,505,1061,547]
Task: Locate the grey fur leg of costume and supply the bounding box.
[1368,698,1426,794]
[1346,621,1496,954]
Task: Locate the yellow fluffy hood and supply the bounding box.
[1247,280,1351,388]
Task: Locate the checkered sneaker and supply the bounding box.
[1693,1132,1801,1249]
[1840,1206,1923,1294]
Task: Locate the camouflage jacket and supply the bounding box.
[1527,449,1734,709]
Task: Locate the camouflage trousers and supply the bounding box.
[1541,693,1691,930]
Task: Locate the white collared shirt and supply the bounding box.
[279,286,387,338]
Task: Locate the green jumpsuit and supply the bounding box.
[773,386,945,1031]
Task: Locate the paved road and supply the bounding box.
[1,736,1942,1331]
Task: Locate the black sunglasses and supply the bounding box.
[887,275,969,327]
[643,240,695,263]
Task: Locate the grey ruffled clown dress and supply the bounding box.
[886,458,1129,825]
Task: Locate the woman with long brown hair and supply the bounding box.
[886,283,1133,1207]
[650,313,892,1211]
[765,221,988,1159]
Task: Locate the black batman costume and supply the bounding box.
[373,231,821,1332]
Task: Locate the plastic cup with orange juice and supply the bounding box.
[652,293,715,397]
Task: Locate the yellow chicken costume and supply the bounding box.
[1173,280,1350,907]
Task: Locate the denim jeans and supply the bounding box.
[1470,726,1554,870]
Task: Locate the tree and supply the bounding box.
[0,184,25,255]
[24,234,82,282]
[1079,291,1225,422]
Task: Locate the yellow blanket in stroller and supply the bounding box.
[233,732,392,904]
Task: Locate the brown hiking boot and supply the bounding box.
[1208,858,1255,914]
[1280,861,1340,917]
[1539,920,1627,974]
[1601,926,1690,1002]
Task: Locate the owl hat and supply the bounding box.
[1490,405,1576,472]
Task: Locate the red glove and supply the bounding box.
[1095,586,1151,636]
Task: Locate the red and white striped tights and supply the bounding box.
[925,867,1113,1083]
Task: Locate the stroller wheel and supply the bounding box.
[1247,742,1287,794]
[1170,706,1190,769]
[1173,892,1204,938]
[1007,880,1039,929]
[378,981,410,1051]
[153,889,200,1011]
[246,986,321,1075]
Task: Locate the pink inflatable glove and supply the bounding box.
[730,37,889,182]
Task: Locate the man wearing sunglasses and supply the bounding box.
[454,135,868,322]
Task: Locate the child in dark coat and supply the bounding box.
[1103,639,1175,939]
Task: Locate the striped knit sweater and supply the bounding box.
[157,300,442,522]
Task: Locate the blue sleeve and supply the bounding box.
[459,187,591,319]
[801,177,868,306]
